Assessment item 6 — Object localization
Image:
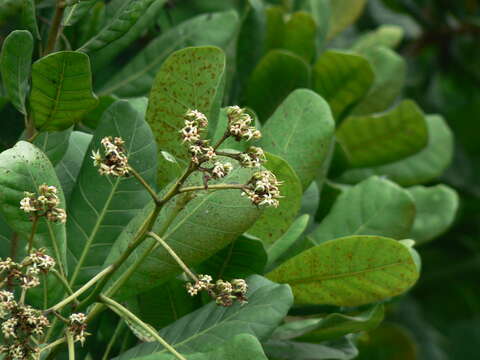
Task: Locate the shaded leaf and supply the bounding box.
[67,100,157,288]
[336,100,428,167]
[260,89,334,190]
[310,176,415,244]
[63,0,97,26]
[0,212,13,259]
[146,46,225,187]
[352,25,404,53]
[115,275,293,359]
[297,0,331,51]
[30,51,98,131]
[248,153,303,244]
[327,0,367,40]
[32,128,72,166]
[283,11,317,62]
[312,50,374,120]
[246,50,311,122]
[0,30,33,115]
[337,115,454,186]
[267,235,419,306]
[100,11,238,97]
[408,185,459,245]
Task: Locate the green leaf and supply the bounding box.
[62,0,97,26]
[80,95,117,129]
[297,0,331,51]
[336,100,428,167]
[31,128,72,166]
[67,100,157,287]
[54,131,92,202]
[246,50,311,122]
[408,185,459,245]
[75,2,106,48]
[137,278,201,330]
[0,141,67,267]
[77,0,158,53]
[265,6,285,51]
[0,30,33,115]
[105,162,261,299]
[283,11,317,62]
[197,235,267,279]
[337,115,454,186]
[0,212,13,259]
[115,275,293,359]
[352,46,406,115]
[267,235,420,306]
[352,25,404,53]
[100,11,238,97]
[311,176,415,244]
[20,0,40,38]
[259,89,335,189]
[327,0,367,40]
[265,336,358,360]
[248,153,303,244]
[30,51,98,131]
[146,46,225,187]
[312,50,374,120]
[132,334,269,360]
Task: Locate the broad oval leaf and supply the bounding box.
[352,25,404,53]
[30,51,98,131]
[146,46,225,187]
[337,115,454,186]
[67,99,157,287]
[0,141,67,267]
[327,0,366,40]
[246,50,311,122]
[310,176,415,244]
[312,50,374,120]
[408,185,459,245]
[105,162,261,299]
[267,235,420,306]
[298,0,331,51]
[283,11,317,62]
[100,11,239,97]
[115,275,293,359]
[248,153,303,245]
[0,30,33,115]
[336,100,428,167]
[260,89,335,189]
[32,128,72,166]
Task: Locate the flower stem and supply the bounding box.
[45,0,66,55]
[101,319,125,360]
[129,166,161,205]
[100,295,187,360]
[28,215,39,254]
[179,184,244,193]
[147,231,198,282]
[67,332,75,360]
[51,269,75,296]
[40,337,67,354]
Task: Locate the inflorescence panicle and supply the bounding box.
[91,136,130,177]
[19,184,66,223]
[186,275,248,307]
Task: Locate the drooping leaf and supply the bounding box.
[267,235,420,306]
[352,46,406,115]
[248,153,303,244]
[105,162,261,299]
[265,336,359,360]
[336,100,428,167]
[115,275,293,359]
[337,115,454,186]
[100,11,238,97]
[352,25,404,53]
[67,100,157,288]
[196,235,267,280]
[30,51,98,131]
[31,128,72,166]
[260,89,335,189]
[132,334,269,360]
[408,185,459,245]
[327,0,367,40]
[266,214,309,272]
[146,46,225,187]
[283,11,317,62]
[77,0,158,53]
[0,141,67,267]
[62,0,97,26]
[0,30,33,115]
[310,176,415,244]
[246,50,311,122]
[312,50,374,120]
[54,131,92,202]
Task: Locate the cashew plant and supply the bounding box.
[0,0,458,359]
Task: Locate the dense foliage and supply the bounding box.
[0,0,471,359]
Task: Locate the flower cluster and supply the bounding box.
[0,290,49,359]
[91,136,130,177]
[188,140,216,164]
[19,184,66,223]
[226,106,261,141]
[68,313,88,345]
[211,162,233,179]
[180,109,208,143]
[24,249,55,274]
[186,275,248,307]
[238,146,266,168]
[242,171,282,208]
